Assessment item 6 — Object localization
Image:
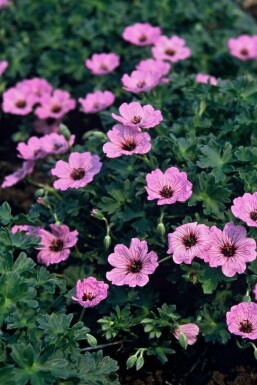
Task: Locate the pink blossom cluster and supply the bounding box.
[226,302,257,339]
[2,77,75,133]
[228,35,257,61]
[195,73,217,86]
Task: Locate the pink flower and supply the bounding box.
[103,124,151,158]
[136,58,171,81]
[34,118,61,134]
[40,133,75,155]
[85,53,120,75]
[253,284,257,301]
[226,302,257,339]
[72,277,109,308]
[79,90,115,114]
[206,222,256,277]
[0,0,9,9]
[1,160,35,188]
[2,87,35,115]
[173,323,199,345]
[167,222,210,264]
[51,152,102,191]
[228,35,257,61]
[11,225,41,237]
[195,73,217,86]
[145,167,192,206]
[122,23,161,46]
[17,136,47,161]
[152,35,191,63]
[106,238,159,287]
[37,224,78,266]
[17,77,52,103]
[121,70,160,93]
[35,89,76,119]
[231,192,257,227]
[0,60,8,76]
[112,101,163,130]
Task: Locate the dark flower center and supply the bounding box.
[16,100,26,108]
[93,103,100,109]
[122,140,136,151]
[165,48,175,56]
[51,105,62,113]
[183,234,197,248]
[240,48,248,56]
[137,81,146,88]
[53,143,63,151]
[250,211,257,221]
[71,168,86,180]
[131,115,142,124]
[138,34,147,42]
[239,320,253,333]
[82,292,95,301]
[46,117,56,125]
[50,238,64,252]
[34,149,41,157]
[129,260,142,273]
[221,243,236,257]
[160,185,173,198]
[100,64,108,70]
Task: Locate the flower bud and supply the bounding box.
[91,208,105,220]
[156,222,165,237]
[59,124,72,140]
[104,235,112,250]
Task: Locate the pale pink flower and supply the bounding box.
[173,323,199,345]
[167,222,210,264]
[17,136,47,161]
[121,70,160,93]
[106,238,159,287]
[231,192,257,227]
[0,0,9,9]
[79,90,115,114]
[0,60,8,76]
[37,224,78,266]
[2,87,35,115]
[1,160,35,188]
[112,101,163,130]
[122,23,161,46]
[85,53,120,75]
[152,35,191,63]
[35,89,76,119]
[253,284,257,301]
[228,35,257,61]
[206,222,256,277]
[145,167,192,206]
[17,77,52,103]
[34,118,61,134]
[11,225,42,237]
[226,302,257,339]
[195,73,217,86]
[40,133,75,155]
[136,58,171,81]
[51,152,102,191]
[103,124,151,158]
[72,277,109,308]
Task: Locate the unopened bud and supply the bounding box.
[35,188,45,197]
[91,208,105,220]
[59,124,71,140]
[103,235,112,250]
[156,222,166,237]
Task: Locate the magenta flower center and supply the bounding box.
[131,115,142,124]
[122,140,136,151]
[240,48,248,56]
[239,319,253,333]
[221,243,236,257]
[137,81,146,89]
[15,100,26,108]
[160,185,173,198]
[129,260,142,273]
[51,105,62,113]
[82,292,95,301]
[165,48,175,56]
[250,211,257,221]
[138,34,147,43]
[71,168,86,180]
[50,238,64,252]
[183,233,197,248]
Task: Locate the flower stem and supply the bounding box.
[80,339,133,352]
[158,255,171,264]
[78,307,86,323]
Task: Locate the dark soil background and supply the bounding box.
[1,2,257,384]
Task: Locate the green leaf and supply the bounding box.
[0,202,12,225]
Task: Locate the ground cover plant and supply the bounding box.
[2,0,257,384]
